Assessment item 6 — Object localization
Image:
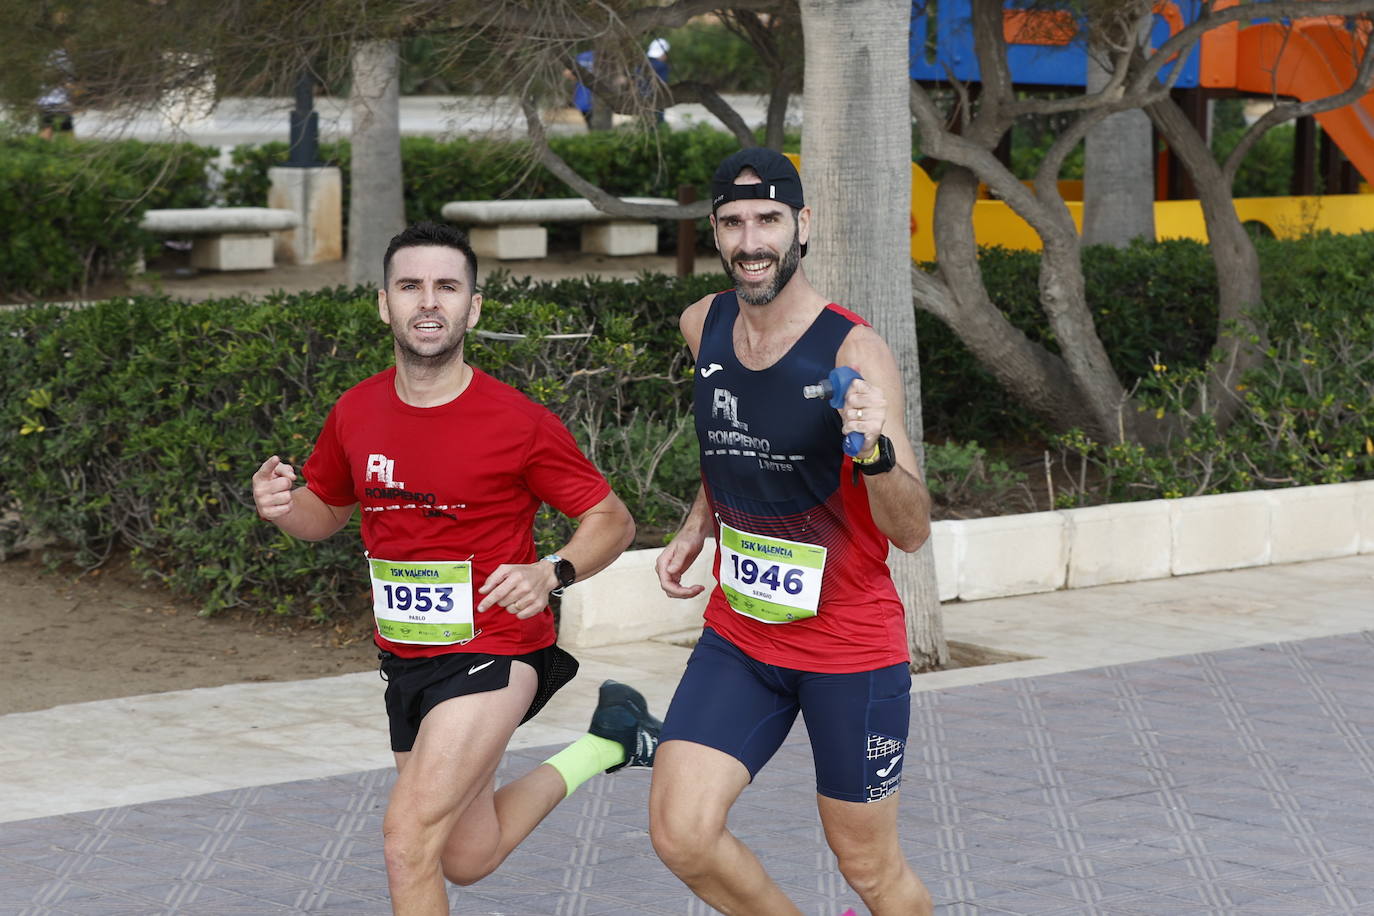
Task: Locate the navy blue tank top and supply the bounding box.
[692,290,908,672]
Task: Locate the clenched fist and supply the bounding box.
[251,455,297,521]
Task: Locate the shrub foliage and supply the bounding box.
[0,134,214,298]
[2,236,1369,620]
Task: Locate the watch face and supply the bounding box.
[555,559,576,588]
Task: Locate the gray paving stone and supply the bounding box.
[5,631,1374,914]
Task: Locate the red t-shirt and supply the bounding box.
[303,366,611,658]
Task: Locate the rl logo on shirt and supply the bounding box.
[365,453,405,488]
[711,387,749,432]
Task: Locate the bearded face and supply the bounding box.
[714,203,803,306]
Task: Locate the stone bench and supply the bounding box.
[139,207,300,271]
[439,197,675,260]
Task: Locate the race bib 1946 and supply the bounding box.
[718,521,826,624]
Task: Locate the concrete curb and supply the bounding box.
[559,480,1374,648]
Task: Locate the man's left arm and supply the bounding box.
[835,327,932,553]
[477,491,635,616]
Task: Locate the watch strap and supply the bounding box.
[540,553,576,595]
[854,435,896,477]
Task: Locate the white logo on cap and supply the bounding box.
[769,185,776,199]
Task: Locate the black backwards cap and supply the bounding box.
[710,148,805,212]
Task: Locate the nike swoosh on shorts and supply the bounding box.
[468,660,495,675]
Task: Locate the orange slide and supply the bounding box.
[1204,13,1374,184]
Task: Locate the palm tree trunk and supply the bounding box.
[799,0,947,670]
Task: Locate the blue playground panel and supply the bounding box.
[909,0,1211,89]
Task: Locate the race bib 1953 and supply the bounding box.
[367,557,474,645]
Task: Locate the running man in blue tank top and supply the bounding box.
[649,148,934,915]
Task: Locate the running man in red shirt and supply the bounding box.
[650,149,934,915]
[251,221,659,916]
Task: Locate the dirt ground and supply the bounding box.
[0,550,381,715]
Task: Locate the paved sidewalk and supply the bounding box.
[2,555,1371,914]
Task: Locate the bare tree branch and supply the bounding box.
[518,95,710,219]
[1010,43,1134,116]
[1132,0,1374,96]
[666,81,759,146]
[909,261,960,322]
[453,0,781,41]
[720,5,801,148]
[969,0,1013,116]
[911,82,1072,241]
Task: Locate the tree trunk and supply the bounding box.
[1035,201,1135,443]
[764,79,790,150]
[1148,96,1267,430]
[799,0,947,671]
[924,164,1106,436]
[1082,22,1155,248]
[910,6,1137,444]
[348,40,405,288]
[588,40,614,132]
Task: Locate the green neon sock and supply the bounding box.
[544,735,626,797]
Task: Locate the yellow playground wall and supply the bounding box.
[908,163,1374,262]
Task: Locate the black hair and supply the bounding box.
[382,221,478,289]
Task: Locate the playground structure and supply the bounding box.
[906,1,1374,261]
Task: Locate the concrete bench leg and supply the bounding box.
[470,224,548,260]
[580,221,659,256]
[190,233,276,271]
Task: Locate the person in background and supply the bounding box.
[37,49,75,140]
[570,49,596,127]
[645,38,670,123]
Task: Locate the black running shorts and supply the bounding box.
[379,643,579,752]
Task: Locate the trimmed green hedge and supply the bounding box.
[0,135,214,298]
[1051,231,1374,500]
[0,272,724,618]
[3,236,1370,619]
[915,239,1221,443]
[4,125,742,299]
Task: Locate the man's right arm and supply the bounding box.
[655,484,712,598]
[251,455,355,541]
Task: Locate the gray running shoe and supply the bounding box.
[589,680,662,772]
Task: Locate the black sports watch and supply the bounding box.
[541,554,577,596]
[852,434,897,478]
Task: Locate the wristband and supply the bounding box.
[852,441,883,464]
[852,435,896,478]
